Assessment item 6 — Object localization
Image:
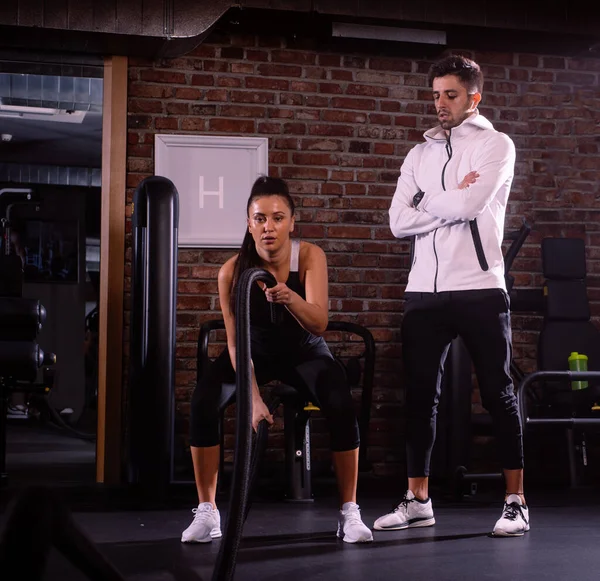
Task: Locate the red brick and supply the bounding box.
[322,110,367,124]
[305,67,327,79]
[281,167,328,180]
[331,97,377,111]
[187,44,217,58]
[218,77,242,88]
[129,99,163,114]
[283,122,306,134]
[271,50,316,65]
[156,117,180,130]
[130,83,174,98]
[308,124,354,137]
[140,70,186,84]
[172,88,199,100]
[163,102,187,115]
[381,101,402,112]
[301,139,343,151]
[257,122,282,134]
[257,63,302,77]
[292,153,339,165]
[331,170,355,181]
[246,77,290,91]
[221,105,266,117]
[291,81,318,92]
[246,49,269,62]
[231,90,275,104]
[302,95,326,108]
[369,58,412,72]
[127,143,153,158]
[319,82,343,94]
[190,74,215,86]
[543,57,566,69]
[556,72,597,85]
[369,114,392,125]
[269,151,289,164]
[331,70,353,81]
[203,60,228,73]
[375,143,395,155]
[347,84,388,97]
[268,108,294,119]
[232,63,254,74]
[209,119,254,133]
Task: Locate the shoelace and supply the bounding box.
[392,495,414,514]
[501,502,523,522]
[344,508,365,527]
[191,507,213,524]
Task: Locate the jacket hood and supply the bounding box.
[424,110,494,142]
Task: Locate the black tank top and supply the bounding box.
[249,239,327,356]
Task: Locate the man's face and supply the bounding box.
[432,74,481,130]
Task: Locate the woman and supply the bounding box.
[182,176,372,544]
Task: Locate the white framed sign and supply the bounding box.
[154,134,269,248]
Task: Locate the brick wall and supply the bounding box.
[125,30,600,477]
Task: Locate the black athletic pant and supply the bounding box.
[402,289,523,477]
[190,347,360,452]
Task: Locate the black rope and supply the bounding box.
[211,268,276,581]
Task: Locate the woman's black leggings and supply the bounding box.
[190,348,360,452]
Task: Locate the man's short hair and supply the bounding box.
[428,55,483,94]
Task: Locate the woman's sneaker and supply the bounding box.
[492,494,530,537]
[373,490,435,531]
[337,502,373,543]
[181,502,222,543]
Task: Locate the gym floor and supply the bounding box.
[3,425,600,580]
[25,494,600,581]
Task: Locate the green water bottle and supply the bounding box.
[568,352,588,390]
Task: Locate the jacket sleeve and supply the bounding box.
[389,148,456,238]
[418,133,516,221]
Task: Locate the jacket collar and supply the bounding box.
[423,110,494,142]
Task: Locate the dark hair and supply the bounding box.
[428,55,483,94]
[229,176,295,313]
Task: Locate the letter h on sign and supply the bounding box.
[199,176,224,209]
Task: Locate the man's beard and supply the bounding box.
[438,110,471,130]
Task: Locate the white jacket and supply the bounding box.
[389,111,516,293]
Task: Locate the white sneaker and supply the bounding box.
[492,494,530,537]
[181,502,222,543]
[373,490,435,531]
[337,502,373,543]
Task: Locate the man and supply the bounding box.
[374,55,529,537]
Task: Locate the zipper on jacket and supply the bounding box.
[470,220,489,271]
[435,131,453,292]
[441,134,453,191]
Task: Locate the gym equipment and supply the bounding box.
[0,298,56,484]
[212,267,277,581]
[518,237,600,487]
[197,319,375,503]
[127,175,179,493]
[0,224,56,485]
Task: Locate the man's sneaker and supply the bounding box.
[373,490,435,531]
[492,494,530,537]
[337,502,373,543]
[181,502,222,543]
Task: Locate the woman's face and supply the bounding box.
[247,195,295,253]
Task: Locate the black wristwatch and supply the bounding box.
[413,190,425,208]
